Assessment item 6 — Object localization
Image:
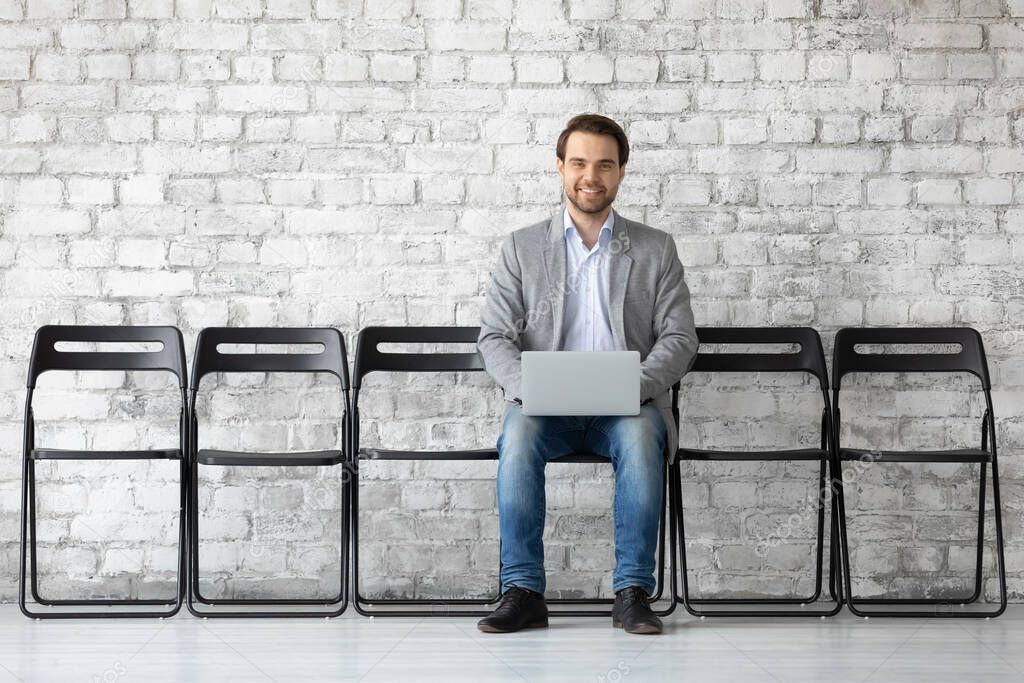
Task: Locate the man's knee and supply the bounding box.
[607,407,667,463]
[497,407,547,465]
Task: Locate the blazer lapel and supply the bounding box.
[542,209,566,351]
[607,209,633,351]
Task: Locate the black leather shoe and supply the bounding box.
[612,586,662,634]
[477,586,548,633]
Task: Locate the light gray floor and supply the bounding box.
[0,605,1021,682]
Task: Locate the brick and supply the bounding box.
[807,53,848,81]
[767,0,809,18]
[819,115,860,143]
[889,85,979,114]
[700,22,792,50]
[425,22,504,51]
[370,54,417,82]
[911,116,956,143]
[119,84,208,111]
[615,55,658,82]
[191,207,278,235]
[758,52,805,81]
[771,114,815,143]
[890,146,984,174]
[86,54,131,79]
[708,54,756,82]
[988,149,1024,173]
[0,51,30,80]
[673,116,718,144]
[895,22,983,49]
[603,23,695,51]
[323,53,368,81]
[916,179,961,205]
[866,178,912,206]
[103,270,192,296]
[964,178,1013,205]
[155,22,247,50]
[947,53,994,80]
[516,55,563,83]
[217,85,308,113]
[900,54,945,81]
[467,55,513,83]
[5,208,90,235]
[850,52,896,80]
[723,117,767,145]
[252,24,341,50]
[314,86,406,112]
[566,54,614,84]
[797,149,882,173]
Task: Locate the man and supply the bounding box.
[477,114,699,635]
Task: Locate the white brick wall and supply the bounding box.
[1,0,1022,604]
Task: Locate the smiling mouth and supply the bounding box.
[577,187,604,196]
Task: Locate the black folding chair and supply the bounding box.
[350,326,680,617]
[675,327,843,617]
[19,325,187,619]
[831,327,1007,618]
[186,327,351,618]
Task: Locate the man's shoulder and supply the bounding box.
[500,215,553,252]
[617,213,672,250]
[511,217,552,240]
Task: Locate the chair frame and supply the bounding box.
[349,326,680,618]
[186,327,351,618]
[831,326,1007,618]
[19,325,188,619]
[675,327,844,617]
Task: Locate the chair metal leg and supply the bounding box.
[676,457,843,617]
[352,458,503,618]
[837,457,1006,618]
[353,461,679,618]
[545,465,677,618]
[186,463,349,618]
[20,459,185,619]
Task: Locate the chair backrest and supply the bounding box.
[190,327,349,389]
[690,327,829,390]
[27,325,187,388]
[352,326,484,388]
[832,327,990,390]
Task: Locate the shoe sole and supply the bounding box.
[477,620,548,634]
[612,619,662,635]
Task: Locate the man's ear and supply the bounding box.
[618,165,626,182]
[556,157,564,177]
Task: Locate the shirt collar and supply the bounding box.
[563,207,614,249]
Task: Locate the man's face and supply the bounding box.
[556,131,626,215]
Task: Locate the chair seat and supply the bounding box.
[360,447,498,461]
[358,449,612,463]
[839,448,990,464]
[31,448,182,461]
[198,449,344,467]
[677,447,827,462]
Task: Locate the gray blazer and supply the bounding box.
[478,206,699,462]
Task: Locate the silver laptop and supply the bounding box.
[521,351,641,416]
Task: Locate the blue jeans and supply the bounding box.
[495,404,667,596]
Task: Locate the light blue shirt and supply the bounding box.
[559,207,616,352]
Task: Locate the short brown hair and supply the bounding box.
[556,114,629,167]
